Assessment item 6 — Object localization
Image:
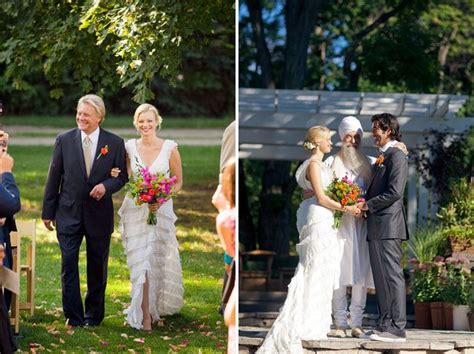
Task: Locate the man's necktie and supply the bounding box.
[83,136,92,176]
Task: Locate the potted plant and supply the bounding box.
[439,257,471,331]
[407,228,449,329]
[409,258,439,329]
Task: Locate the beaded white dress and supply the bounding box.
[118,139,184,329]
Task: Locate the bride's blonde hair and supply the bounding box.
[133,103,163,130]
[303,126,330,150]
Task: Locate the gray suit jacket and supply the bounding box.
[366,146,409,241]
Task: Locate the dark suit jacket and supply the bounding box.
[0,173,20,217]
[0,172,20,353]
[42,128,128,236]
[366,146,409,241]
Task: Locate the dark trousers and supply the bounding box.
[368,239,406,335]
[0,289,16,353]
[57,231,111,326]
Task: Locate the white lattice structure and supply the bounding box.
[239,88,473,229]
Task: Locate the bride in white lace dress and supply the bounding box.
[117,104,184,331]
[257,126,361,354]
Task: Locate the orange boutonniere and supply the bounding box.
[375,154,385,167]
[96,145,109,160]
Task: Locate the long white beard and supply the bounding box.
[333,145,372,186]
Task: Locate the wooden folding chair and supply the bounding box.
[17,220,36,316]
[9,229,21,334]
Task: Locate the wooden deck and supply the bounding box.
[239,326,474,353]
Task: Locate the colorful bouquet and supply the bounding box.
[325,174,365,229]
[126,163,178,225]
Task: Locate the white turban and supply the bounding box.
[338,116,363,141]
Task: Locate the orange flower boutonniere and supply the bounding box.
[96,145,109,160]
[375,154,385,167]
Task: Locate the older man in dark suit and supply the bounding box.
[42,94,128,327]
[358,113,409,343]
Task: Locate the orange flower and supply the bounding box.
[96,145,109,160]
[375,155,385,166]
[341,198,348,205]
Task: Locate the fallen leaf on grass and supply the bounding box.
[29,343,42,349]
[160,336,172,341]
[100,340,109,346]
[59,338,65,344]
[180,339,189,347]
[121,333,129,339]
[134,338,145,343]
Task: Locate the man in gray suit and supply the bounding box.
[358,113,409,343]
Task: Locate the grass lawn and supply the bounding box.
[2,116,233,129]
[9,145,227,353]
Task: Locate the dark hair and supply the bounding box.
[371,113,402,141]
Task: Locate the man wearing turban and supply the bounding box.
[325,116,374,339]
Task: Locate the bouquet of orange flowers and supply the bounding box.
[326,174,365,229]
[126,164,178,225]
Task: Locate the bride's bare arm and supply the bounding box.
[169,147,183,192]
[307,161,360,216]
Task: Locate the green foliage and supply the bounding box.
[240,0,473,95]
[409,255,472,305]
[409,260,441,303]
[438,257,471,305]
[468,281,474,312]
[413,127,474,208]
[437,179,474,230]
[0,1,234,117]
[408,227,450,264]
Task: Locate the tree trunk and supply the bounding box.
[283,0,323,88]
[257,0,324,256]
[247,0,275,88]
[257,161,297,255]
[437,27,458,93]
[239,160,257,251]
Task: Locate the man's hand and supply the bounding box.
[302,190,314,200]
[0,153,14,173]
[0,218,6,227]
[394,141,409,156]
[90,183,106,201]
[43,219,56,231]
[357,201,369,211]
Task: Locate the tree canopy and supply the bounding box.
[240,0,473,96]
[0,1,234,116]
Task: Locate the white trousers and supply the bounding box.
[332,284,367,328]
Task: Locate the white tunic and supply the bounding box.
[325,154,374,289]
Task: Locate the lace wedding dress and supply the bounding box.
[257,159,342,354]
[118,139,184,329]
